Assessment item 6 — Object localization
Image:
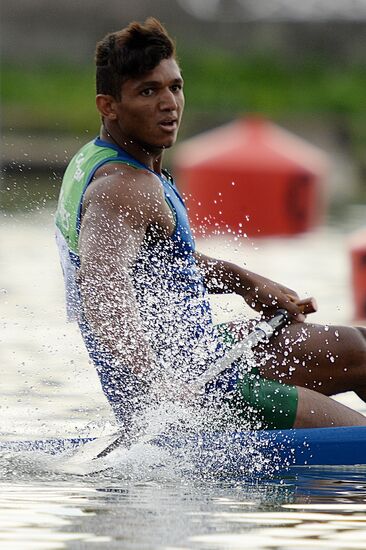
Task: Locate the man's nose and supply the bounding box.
[159,88,178,110]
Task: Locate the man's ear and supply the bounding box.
[96,94,118,120]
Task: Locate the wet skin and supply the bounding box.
[81,56,366,427]
[261,321,366,403]
[96,57,185,172]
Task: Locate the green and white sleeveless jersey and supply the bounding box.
[55,139,141,320]
[56,139,141,254]
[56,137,214,400]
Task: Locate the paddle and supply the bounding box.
[182,297,317,394]
[58,300,317,474]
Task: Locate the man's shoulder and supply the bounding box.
[83,161,167,228]
[92,161,163,199]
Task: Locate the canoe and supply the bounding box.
[1,426,366,471]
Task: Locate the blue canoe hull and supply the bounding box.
[1,426,366,468]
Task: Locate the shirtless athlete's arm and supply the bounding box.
[194,251,308,321]
[77,162,175,380]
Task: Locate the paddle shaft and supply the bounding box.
[189,298,317,393]
[68,302,317,465]
[94,309,295,459]
[188,309,290,394]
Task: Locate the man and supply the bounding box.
[56,18,366,434]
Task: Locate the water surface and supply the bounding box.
[1,198,366,548]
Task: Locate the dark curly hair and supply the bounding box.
[95,17,176,99]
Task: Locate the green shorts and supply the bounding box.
[216,322,298,430]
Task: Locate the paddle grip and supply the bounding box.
[297,297,318,315]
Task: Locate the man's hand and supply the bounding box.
[242,272,317,322]
[194,252,317,323]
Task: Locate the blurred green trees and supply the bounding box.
[2,50,366,134]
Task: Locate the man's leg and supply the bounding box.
[217,319,366,428]
[295,386,366,427]
[231,369,366,429]
[259,322,366,401]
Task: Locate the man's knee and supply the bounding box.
[355,326,366,342]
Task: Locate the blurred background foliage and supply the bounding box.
[2,53,366,133]
[1,0,366,204]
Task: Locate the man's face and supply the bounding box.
[115,57,184,151]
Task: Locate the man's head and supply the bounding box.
[96,18,176,100]
[95,18,184,153]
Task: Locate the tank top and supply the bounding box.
[55,138,216,393]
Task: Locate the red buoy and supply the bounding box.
[174,117,328,237]
[349,229,366,320]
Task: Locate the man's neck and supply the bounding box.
[100,124,164,174]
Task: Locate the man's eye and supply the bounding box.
[171,84,183,92]
[141,88,154,97]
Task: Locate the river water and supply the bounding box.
[1,192,366,548]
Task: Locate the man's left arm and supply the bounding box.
[194,251,310,321]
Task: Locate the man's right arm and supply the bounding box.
[77,167,162,380]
